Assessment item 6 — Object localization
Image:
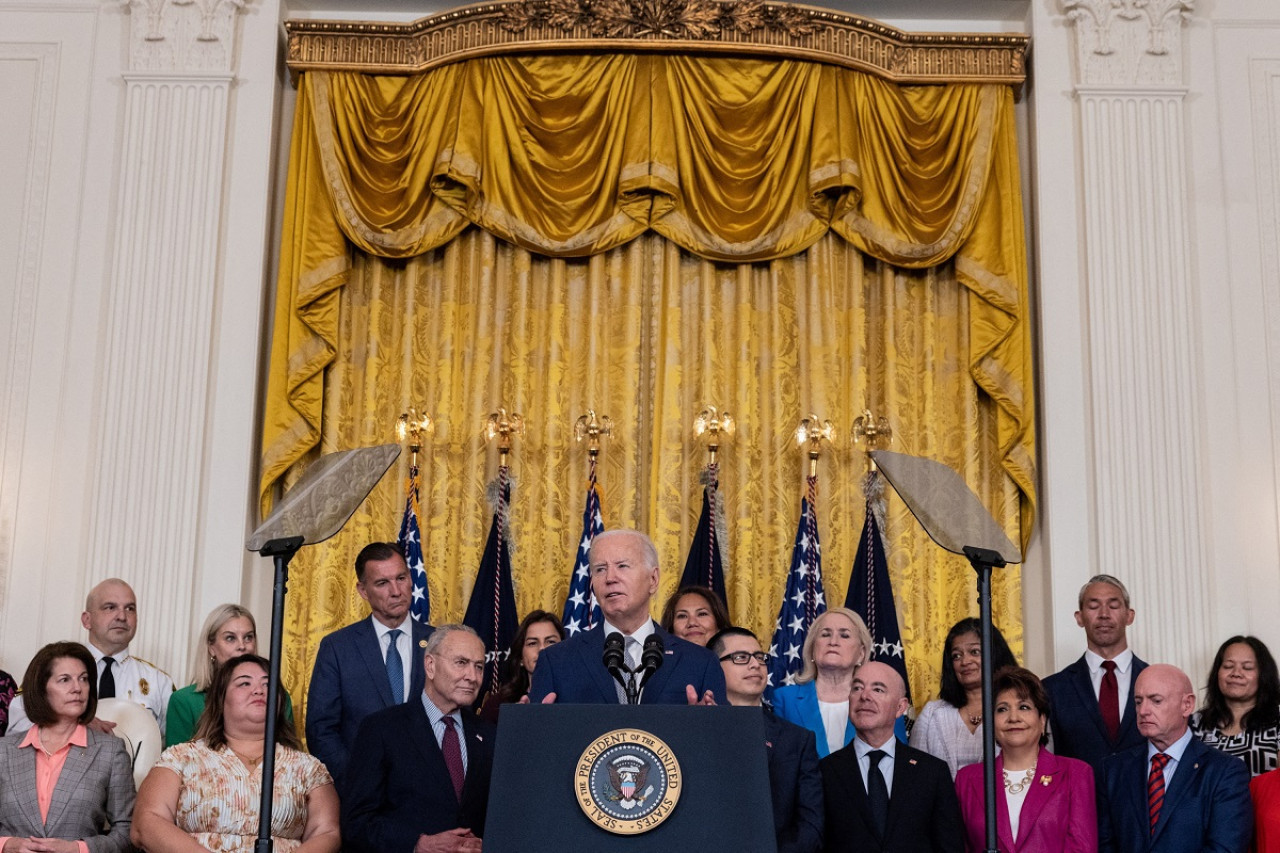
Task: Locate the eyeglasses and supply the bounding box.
[719,651,770,666]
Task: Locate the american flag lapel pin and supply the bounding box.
[908,759,918,765]
[665,650,674,655]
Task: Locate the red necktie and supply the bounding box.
[1148,752,1169,834]
[1100,660,1120,742]
[441,716,465,801]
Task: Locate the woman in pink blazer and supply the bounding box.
[956,667,1097,853]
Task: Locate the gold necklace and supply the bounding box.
[1003,768,1035,794]
[229,746,264,769]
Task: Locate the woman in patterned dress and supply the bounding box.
[1191,635,1280,776]
[132,654,339,853]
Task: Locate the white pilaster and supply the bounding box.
[86,0,252,679]
[1062,0,1213,677]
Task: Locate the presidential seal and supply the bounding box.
[575,728,681,835]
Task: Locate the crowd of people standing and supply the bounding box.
[0,543,1276,852]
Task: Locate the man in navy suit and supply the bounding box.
[342,624,496,853]
[528,529,725,705]
[1044,574,1148,773]
[306,542,434,789]
[713,626,822,853]
[820,662,962,852]
[1099,664,1251,852]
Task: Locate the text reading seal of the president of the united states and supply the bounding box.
[575,728,681,835]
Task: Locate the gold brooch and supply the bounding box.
[1039,775,1051,786]
[419,639,427,648]
[139,678,150,695]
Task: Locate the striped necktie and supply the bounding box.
[1148,752,1170,834]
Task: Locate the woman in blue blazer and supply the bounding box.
[770,608,869,758]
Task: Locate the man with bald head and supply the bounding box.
[820,661,962,852]
[1099,663,1251,853]
[529,529,725,704]
[9,578,173,734]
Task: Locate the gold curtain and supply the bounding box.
[261,53,1036,725]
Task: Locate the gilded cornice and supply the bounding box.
[285,0,1028,86]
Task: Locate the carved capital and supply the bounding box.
[1061,0,1194,88]
[121,0,252,74]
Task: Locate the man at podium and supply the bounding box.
[529,530,725,705]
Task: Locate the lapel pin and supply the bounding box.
[1040,775,1051,786]
[419,640,427,648]
[909,759,918,765]
[665,650,674,655]
[766,741,773,748]
[476,735,484,742]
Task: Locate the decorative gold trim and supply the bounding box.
[285,0,1028,86]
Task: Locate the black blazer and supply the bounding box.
[341,698,496,853]
[1044,653,1148,773]
[764,710,824,853]
[528,623,726,705]
[820,739,963,853]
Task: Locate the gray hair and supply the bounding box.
[1077,574,1131,609]
[423,623,480,657]
[587,529,660,570]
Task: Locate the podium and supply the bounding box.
[484,704,777,852]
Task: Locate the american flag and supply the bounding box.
[844,470,911,703]
[768,477,827,693]
[398,465,430,625]
[562,462,604,636]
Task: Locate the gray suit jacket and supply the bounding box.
[0,727,135,853]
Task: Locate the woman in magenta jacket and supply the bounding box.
[956,666,1097,853]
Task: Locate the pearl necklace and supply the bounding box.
[1003,767,1034,794]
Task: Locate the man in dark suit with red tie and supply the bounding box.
[1044,574,1149,774]
[1098,664,1251,852]
[342,624,496,853]
[820,662,962,852]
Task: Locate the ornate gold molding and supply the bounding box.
[285,0,1028,86]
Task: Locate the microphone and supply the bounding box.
[603,632,630,695]
[637,633,664,693]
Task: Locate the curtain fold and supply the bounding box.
[260,51,1036,720]
[277,229,1025,728]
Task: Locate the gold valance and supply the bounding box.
[261,53,1035,547]
[285,1,1028,87]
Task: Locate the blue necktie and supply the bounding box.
[386,629,404,704]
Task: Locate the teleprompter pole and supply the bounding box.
[254,536,304,853]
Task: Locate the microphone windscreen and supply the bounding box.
[603,631,625,669]
[641,633,664,671]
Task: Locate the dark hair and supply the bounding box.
[938,617,1018,708]
[659,586,730,638]
[494,611,564,705]
[193,653,300,751]
[355,542,404,581]
[993,665,1051,746]
[22,642,97,726]
[1198,635,1280,733]
[708,626,758,657]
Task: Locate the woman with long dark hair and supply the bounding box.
[910,616,1018,778]
[1192,635,1280,776]
[133,653,339,853]
[479,610,564,721]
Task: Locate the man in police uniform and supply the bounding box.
[9,577,173,735]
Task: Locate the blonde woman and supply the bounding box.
[165,604,292,747]
[770,607,873,758]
